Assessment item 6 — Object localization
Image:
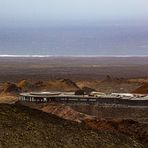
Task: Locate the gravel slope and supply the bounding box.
[0,104,143,148]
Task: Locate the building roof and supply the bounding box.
[20,92,148,101]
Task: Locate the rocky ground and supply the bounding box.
[0,57,148,147]
[19,102,94,123]
[0,103,145,148]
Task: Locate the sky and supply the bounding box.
[0,0,148,26]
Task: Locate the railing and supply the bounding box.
[19,95,148,107]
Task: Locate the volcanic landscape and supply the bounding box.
[0,57,148,148]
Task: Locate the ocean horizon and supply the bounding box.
[0,25,148,56]
[0,54,148,58]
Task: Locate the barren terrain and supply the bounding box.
[0,57,148,147]
[0,103,146,148]
[0,57,148,82]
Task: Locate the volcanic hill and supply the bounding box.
[132,83,148,94]
[0,103,143,148]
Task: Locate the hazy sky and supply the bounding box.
[0,0,148,26]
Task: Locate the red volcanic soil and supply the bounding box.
[19,102,94,123]
[132,83,148,94]
[41,104,93,123]
[84,118,148,146]
[1,82,21,94]
[19,101,148,147]
[0,103,144,147]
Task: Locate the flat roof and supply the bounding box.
[19,92,148,101]
[30,92,62,95]
[20,92,91,98]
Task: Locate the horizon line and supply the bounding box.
[0,54,148,58]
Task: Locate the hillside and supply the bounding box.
[0,79,79,95]
[17,80,33,91]
[0,104,143,148]
[132,83,148,94]
[1,82,21,94]
[84,118,148,146]
[45,79,79,91]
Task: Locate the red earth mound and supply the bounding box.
[17,79,79,92]
[1,82,21,94]
[132,83,148,94]
[18,80,33,91]
[19,102,94,123]
[41,104,93,123]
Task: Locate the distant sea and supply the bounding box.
[0,25,148,57]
